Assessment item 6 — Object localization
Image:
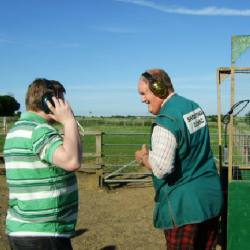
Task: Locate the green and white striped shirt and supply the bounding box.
[4,112,78,237]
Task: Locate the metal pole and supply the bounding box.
[104,160,137,180]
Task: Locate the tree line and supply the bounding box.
[0,94,250,126]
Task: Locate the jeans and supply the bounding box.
[8,236,73,250]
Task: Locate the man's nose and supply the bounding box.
[141,96,146,103]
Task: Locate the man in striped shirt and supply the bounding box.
[135,69,223,250]
[4,79,82,250]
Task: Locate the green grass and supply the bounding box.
[55,121,222,170]
[0,118,222,172]
[80,124,151,172]
[3,116,250,175]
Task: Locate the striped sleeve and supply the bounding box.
[32,124,63,164]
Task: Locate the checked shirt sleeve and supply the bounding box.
[149,125,177,179]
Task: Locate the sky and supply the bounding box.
[0,0,250,117]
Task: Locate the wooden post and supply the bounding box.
[95,131,103,187]
[228,64,235,181]
[217,69,222,148]
[3,117,7,133]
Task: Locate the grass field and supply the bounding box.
[0,117,221,171]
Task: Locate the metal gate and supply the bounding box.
[102,133,153,184]
[101,132,220,184]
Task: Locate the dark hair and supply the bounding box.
[25,78,66,111]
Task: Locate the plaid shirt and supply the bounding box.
[149,93,177,179]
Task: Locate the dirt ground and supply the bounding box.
[0,173,222,250]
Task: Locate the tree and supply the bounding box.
[0,95,20,116]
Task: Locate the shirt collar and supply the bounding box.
[20,111,50,124]
[161,92,177,107]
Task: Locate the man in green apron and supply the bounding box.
[136,69,223,250]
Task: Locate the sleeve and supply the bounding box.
[149,125,177,179]
[32,124,63,164]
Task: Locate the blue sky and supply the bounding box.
[0,0,249,116]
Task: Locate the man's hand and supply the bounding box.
[47,97,82,172]
[135,144,149,166]
[47,97,75,126]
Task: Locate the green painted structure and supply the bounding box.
[232,36,250,63]
[219,35,250,250]
[227,181,250,249]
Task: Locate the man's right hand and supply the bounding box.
[47,96,82,172]
[47,97,75,126]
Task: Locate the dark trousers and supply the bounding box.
[8,236,73,250]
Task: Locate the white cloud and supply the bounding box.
[173,75,215,82]
[0,38,15,44]
[115,0,250,16]
[176,85,215,90]
[89,26,138,33]
[172,75,216,89]
[23,40,83,48]
[66,85,136,90]
[67,75,215,91]
[57,43,83,48]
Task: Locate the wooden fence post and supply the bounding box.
[3,117,7,133]
[96,131,103,187]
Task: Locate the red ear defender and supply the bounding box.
[142,72,168,99]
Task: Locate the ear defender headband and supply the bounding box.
[41,79,57,114]
[142,72,168,99]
